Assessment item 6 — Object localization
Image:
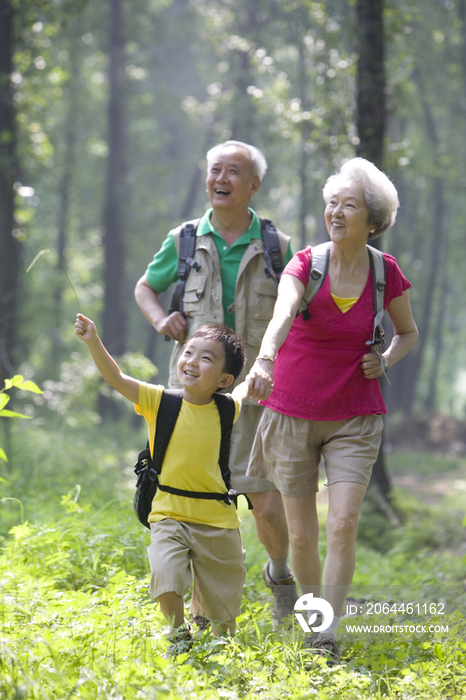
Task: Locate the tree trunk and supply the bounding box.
[54,39,79,352]
[298,34,311,250]
[229,5,258,141]
[0,0,19,384]
[99,0,127,418]
[399,69,446,415]
[355,0,385,167]
[425,236,449,411]
[355,0,392,499]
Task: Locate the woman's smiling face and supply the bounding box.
[324,180,374,246]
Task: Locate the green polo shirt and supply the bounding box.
[145,208,292,329]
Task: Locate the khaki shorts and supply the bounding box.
[147,519,245,622]
[228,403,278,494]
[247,408,384,497]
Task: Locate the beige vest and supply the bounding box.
[168,227,291,394]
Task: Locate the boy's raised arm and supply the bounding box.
[75,314,140,405]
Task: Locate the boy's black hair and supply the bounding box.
[190,324,246,379]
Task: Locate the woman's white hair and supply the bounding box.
[206,140,268,180]
[323,157,399,239]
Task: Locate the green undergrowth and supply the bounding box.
[1,424,465,698]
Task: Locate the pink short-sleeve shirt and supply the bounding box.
[262,246,412,421]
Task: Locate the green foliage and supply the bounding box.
[0,375,42,461]
[10,0,466,414]
[1,425,465,698]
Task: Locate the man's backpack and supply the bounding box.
[168,217,284,318]
[296,241,387,349]
[133,389,243,529]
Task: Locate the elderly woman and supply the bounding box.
[247,157,418,663]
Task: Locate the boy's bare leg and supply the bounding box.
[157,591,185,627]
[211,618,235,637]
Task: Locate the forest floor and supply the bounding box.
[1,424,465,699]
[391,468,466,505]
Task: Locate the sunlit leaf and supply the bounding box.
[4,375,24,389]
[0,409,32,419]
[16,379,43,394]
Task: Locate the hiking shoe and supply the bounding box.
[302,614,323,648]
[262,562,299,630]
[192,614,209,634]
[165,622,194,658]
[313,634,341,666]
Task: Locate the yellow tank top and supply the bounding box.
[331,293,359,313]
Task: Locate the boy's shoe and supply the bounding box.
[165,622,194,658]
[262,562,298,630]
[312,634,341,666]
[192,614,209,634]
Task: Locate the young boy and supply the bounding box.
[75,313,249,656]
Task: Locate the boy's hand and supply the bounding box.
[231,380,250,405]
[75,313,97,343]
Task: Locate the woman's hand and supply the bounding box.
[246,274,305,401]
[360,351,384,379]
[361,290,418,380]
[247,358,275,401]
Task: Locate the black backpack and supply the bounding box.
[133,390,247,529]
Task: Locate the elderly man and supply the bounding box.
[134,140,296,628]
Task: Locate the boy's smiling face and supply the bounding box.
[177,336,234,404]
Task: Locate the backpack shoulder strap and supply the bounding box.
[260,218,284,285]
[366,245,386,348]
[297,242,331,320]
[211,392,236,489]
[151,389,184,476]
[168,219,201,315]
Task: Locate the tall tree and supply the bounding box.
[99,0,127,417]
[355,0,393,500]
[397,69,447,414]
[54,29,80,336]
[0,0,19,385]
[356,0,385,166]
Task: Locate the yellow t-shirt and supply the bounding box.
[135,383,241,529]
[331,293,359,314]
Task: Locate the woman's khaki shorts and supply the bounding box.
[147,519,245,622]
[247,408,384,497]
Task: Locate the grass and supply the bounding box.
[1,422,465,699]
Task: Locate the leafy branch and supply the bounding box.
[0,375,43,461]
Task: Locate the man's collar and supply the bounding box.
[197,208,261,241]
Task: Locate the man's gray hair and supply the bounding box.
[206,140,268,180]
[322,157,399,239]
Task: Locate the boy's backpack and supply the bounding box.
[133,389,246,529]
[168,217,284,318]
[296,241,387,349]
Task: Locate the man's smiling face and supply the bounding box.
[206,146,260,212]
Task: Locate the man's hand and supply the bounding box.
[156,311,188,341]
[134,276,188,341]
